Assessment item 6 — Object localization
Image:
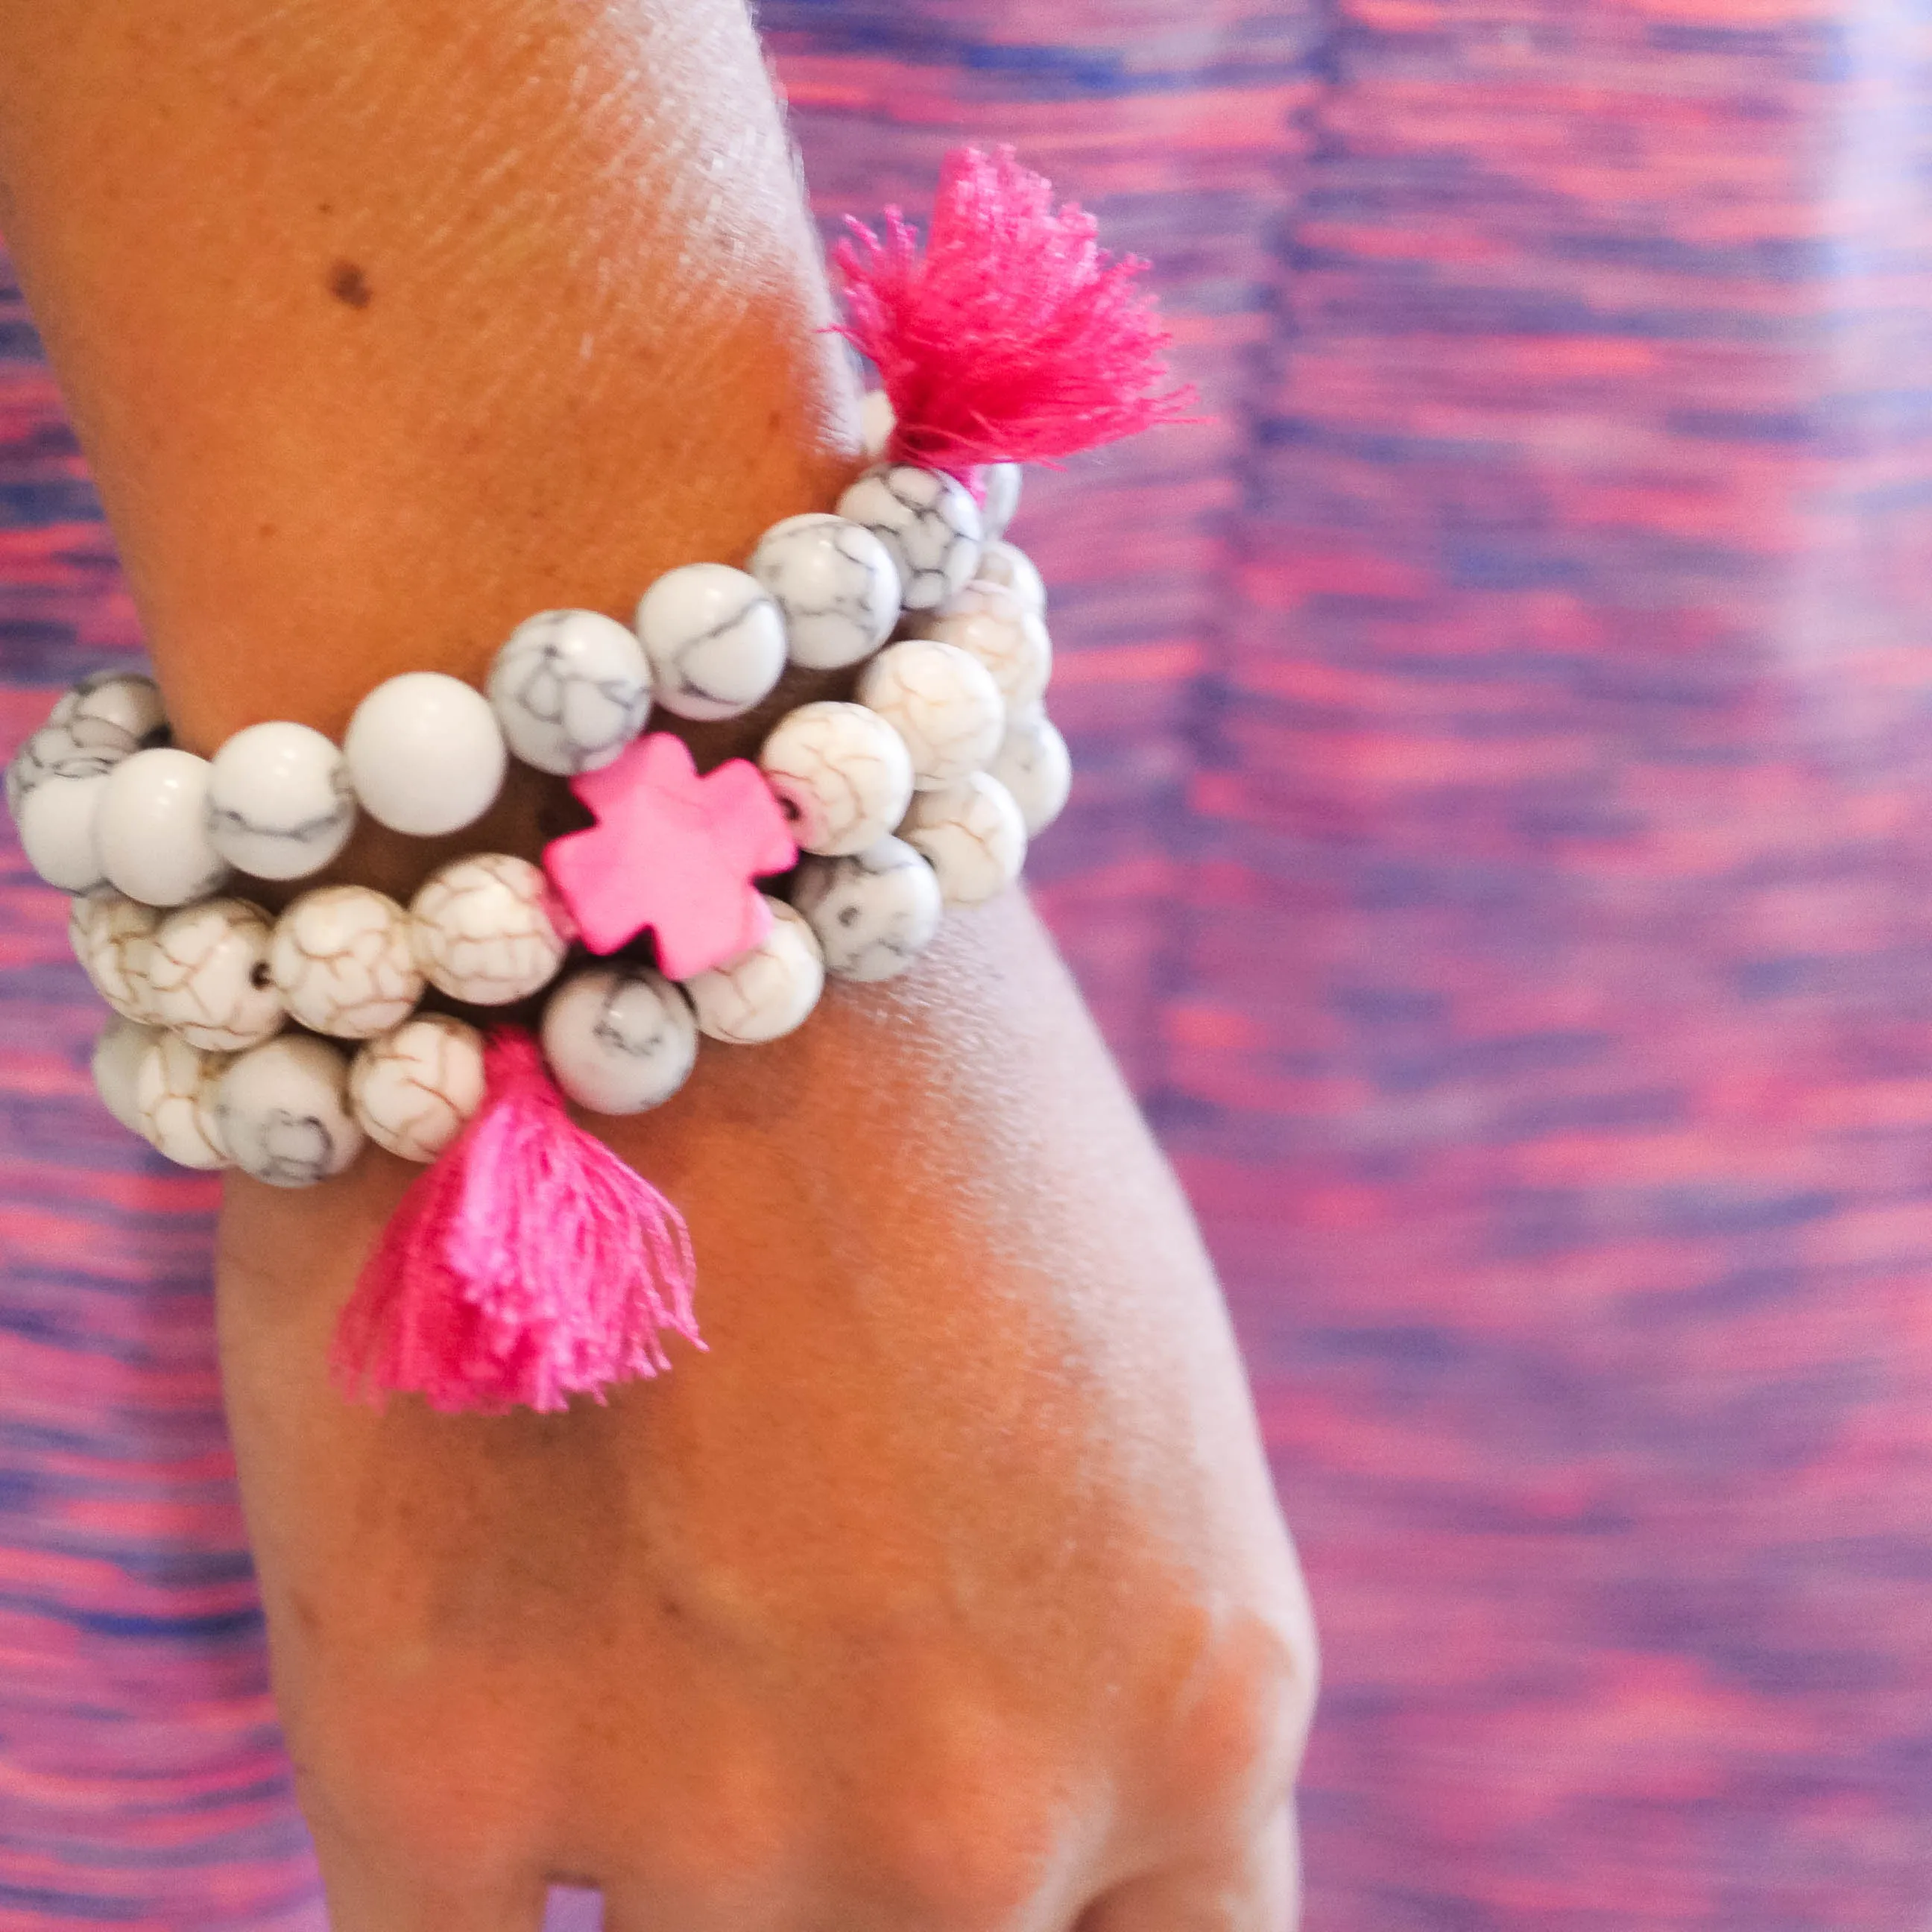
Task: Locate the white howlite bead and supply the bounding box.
[270,885,423,1038]
[989,713,1073,836]
[134,1032,232,1170]
[747,513,901,671]
[913,590,1052,716]
[147,897,286,1052]
[540,965,697,1115]
[206,721,356,881]
[900,773,1027,907]
[859,389,896,461]
[71,894,165,1023]
[487,608,653,775]
[856,639,1005,792]
[215,1034,364,1187]
[408,853,572,1005]
[51,670,168,748]
[683,898,824,1045]
[759,700,915,858]
[343,672,507,836]
[634,564,786,722]
[836,465,984,610]
[979,463,1023,543]
[791,835,944,983]
[7,715,139,819]
[17,772,114,891]
[971,540,1047,618]
[349,1014,487,1163]
[95,748,230,907]
[93,1015,161,1135]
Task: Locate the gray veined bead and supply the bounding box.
[748,512,902,671]
[540,963,699,1114]
[791,835,944,983]
[206,721,356,880]
[50,670,168,748]
[487,608,653,775]
[634,564,786,722]
[215,1033,364,1187]
[835,464,983,610]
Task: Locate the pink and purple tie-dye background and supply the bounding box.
[7,4,1932,1927]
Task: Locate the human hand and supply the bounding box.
[217,894,1315,1932]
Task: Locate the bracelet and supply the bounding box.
[6,146,1190,1415]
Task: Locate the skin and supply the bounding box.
[0,3,1317,1927]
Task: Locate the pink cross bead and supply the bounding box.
[543,733,798,982]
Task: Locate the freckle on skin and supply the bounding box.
[327,259,373,309]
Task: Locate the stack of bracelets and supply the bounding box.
[8,431,1055,1181]
[3,145,1191,1412]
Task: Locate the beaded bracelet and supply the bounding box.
[4,146,1191,1415]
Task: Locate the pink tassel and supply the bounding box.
[835,145,1199,474]
[332,1029,701,1415]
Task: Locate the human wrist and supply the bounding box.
[0,0,856,754]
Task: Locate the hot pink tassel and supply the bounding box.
[835,145,1198,474]
[332,1029,701,1415]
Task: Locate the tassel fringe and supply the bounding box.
[332,1030,701,1415]
[835,145,1198,473]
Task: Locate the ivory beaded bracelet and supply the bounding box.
[31,456,1056,1173]
[5,146,1191,1414]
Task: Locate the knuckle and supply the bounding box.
[285,1683,535,1879]
[850,1709,1082,1928]
[1153,1604,1319,1834]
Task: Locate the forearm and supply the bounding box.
[0,0,855,756]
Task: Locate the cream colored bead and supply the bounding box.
[682,899,824,1045]
[790,836,944,983]
[912,587,1051,716]
[540,965,697,1114]
[146,897,285,1052]
[69,893,164,1024]
[900,773,1027,906]
[856,639,1005,792]
[270,885,424,1039]
[759,701,915,857]
[408,853,572,1005]
[970,540,1046,618]
[859,390,896,462]
[215,1034,364,1187]
[134,1032,232,1169]
[988,713,1073,836]
[94,1016,161,1134]
[979,463,1023,542]
[350,1014,487,1162]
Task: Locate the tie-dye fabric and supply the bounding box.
[6,4,1931,1928]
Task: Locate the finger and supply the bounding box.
[309,1823,552,1932]
[1078,1806,1301,1932]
